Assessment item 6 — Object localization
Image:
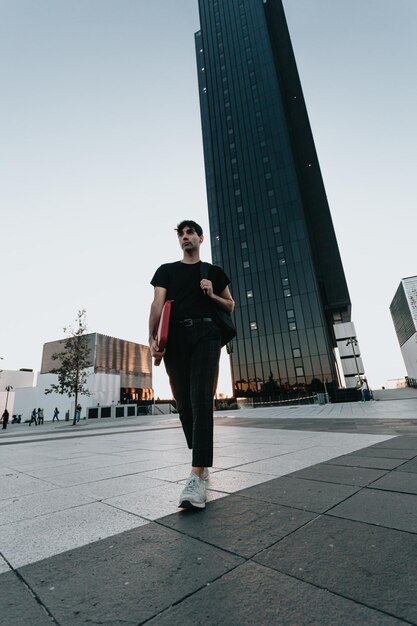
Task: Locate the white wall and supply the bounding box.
[12,368,122,421]
[0,370,36,417]
[89,372,121,407]
[13,374,76,421]
[401,332,417,379]
[0,369,35,388]
[0,390,15,415]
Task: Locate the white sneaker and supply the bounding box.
[179,473,207,509]
[202,467,210,481]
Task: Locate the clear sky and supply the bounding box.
[1,0,416,398]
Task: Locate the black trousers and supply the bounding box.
[164,321,221,467]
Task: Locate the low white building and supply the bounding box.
[390,275,417,385]
[0,369,35,417]
[12,333,152,421]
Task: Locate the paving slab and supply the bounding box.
[324,455,406,471]
[16,453,129,471]
[19,460,98,478]
[140,462,198,482]
[0,555,10,574]
[349,447,417,460]
[329,488,417,533]
[0,501,148,568]
[370,436,417,450]
[146,561,404,626]
[394,457,417,474]
[254,515,417,624]
[237,476,359,513]
[158,494,315,559]
[290,463,388,486]
[231,454,318,477]
[103,482,227,520]
[372,471,417,496]
[0,487,95,526]
[43,459,180,487]
[215,414,414,435]
[0,571,54,626]
[17,452,155,477]
[18,523,243,626]
[198,468,273,493]
[232,442,391,477]
[62,472,163,500]
[0,472,56,501]
[0,465,34,476]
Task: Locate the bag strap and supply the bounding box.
[199,261,211,281]
[200,262,234,355]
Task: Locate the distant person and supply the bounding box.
[38,408,44,424]
[52,407,60,421]
[359,380,369,402]
[75,403,81,422]
[29,408,38,426]
[2,409,9,430]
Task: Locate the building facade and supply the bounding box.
[13,334,152,420]
[195,0,355,397]
[41,333,152,404]
[390,276,417,385]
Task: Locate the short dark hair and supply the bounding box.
[175,220,203,237]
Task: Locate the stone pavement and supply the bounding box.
[1,399,417,625]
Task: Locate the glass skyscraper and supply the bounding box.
[390,276,417,387]
[195,0,351,397]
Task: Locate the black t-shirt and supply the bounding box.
[151,261,230,322]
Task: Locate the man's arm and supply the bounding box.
[149,286,167,358]
[200,280,235,313]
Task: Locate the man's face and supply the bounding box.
[177,226,203,251]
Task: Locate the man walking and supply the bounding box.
[149,220,234,510]
[1,409,9,430]
[29,408,38,426]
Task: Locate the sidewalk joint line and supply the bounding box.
[252,560,414,625]
[0,552,61,626]
[136,560,245,625]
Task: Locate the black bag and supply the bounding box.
[200,262,236,353]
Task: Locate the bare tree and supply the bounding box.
[45,309,91,425]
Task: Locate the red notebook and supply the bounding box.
[154,300,173,366]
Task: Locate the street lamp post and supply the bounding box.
[4,385,13,412]
[323,379,330,404]
[346,337,361,384]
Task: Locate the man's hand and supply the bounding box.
[200,279,213,297]
[149,286,167,360]
[150,337,166,360]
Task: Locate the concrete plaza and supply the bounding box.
[1,397,417,624]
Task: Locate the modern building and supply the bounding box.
[12,333,152,420]
[40,333,152,403]
[195,0,360,396]
[390,276,417,386]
